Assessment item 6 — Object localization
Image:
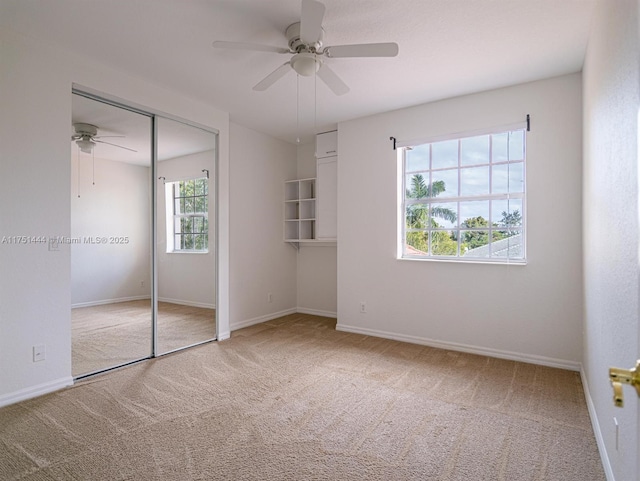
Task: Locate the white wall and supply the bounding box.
[157,151,216,308]
[295,142,338,317]
[582,0,639,479]
[71,157,151,307]
[229,122,298,330]
[0,29,230,406]
[337,73,584,369]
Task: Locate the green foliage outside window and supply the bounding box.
[405,174,521,256]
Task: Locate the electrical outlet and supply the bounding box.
[140,280,145,287]
[267,293,273,303]
[33,344,46,362]
[360,302,366,313]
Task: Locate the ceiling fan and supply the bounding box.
[212,0,399,95]
[71,123,137,154]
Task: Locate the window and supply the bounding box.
[400,125,526,263]
[165,177,209,252]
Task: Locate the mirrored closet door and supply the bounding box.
[70,94,218,378]
[70,92,153,377]
[156,117,217,354]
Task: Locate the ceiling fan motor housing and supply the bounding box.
[286,22,324,53]
[73,123,98,137]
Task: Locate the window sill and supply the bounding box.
[397,256,526,266]
[167,250,210,255]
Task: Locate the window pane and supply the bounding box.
[405,145,430,172]
[195,234,206,250]
[491,164,509,194]
[492,132,508,163]
[509,130,525,161]
[431,169,458,198]
[195,179,205,196]
[508,162,524,193]
[460,200,490,227]
[184,234,194,250]
[430,202,457,229]
[490,229,523,259]
[491,199,523,235]
[405,231,429,256]
[405,174,430,199]
[430,230,458,256]
[432,140,458,170]
[460,135,489,166]
[460,166,489,196]
[461,231,491,257]
[405,203,429,229]
[184,197,194,214]
[195,196,206,213]
[181,217,193,234]
[193,217,203,233]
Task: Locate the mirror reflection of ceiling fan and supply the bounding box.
[71,123,137,154]
[212,0,399,95]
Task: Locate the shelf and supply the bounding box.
[284,178,316,242]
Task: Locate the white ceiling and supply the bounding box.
[2,0,596,145]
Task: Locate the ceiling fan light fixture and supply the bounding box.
[291,53,321,77]
[77,138,95,153]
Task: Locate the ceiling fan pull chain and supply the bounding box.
[77,144,81,198]
[296,74,301,144]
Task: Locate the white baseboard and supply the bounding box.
[158,297,216,309]
[580,368,615,481]
[72,297,215,310]
[0,376,74,408]
[217,330,231,341]
[231,308,297,331]
[71,296,150,309]
[296,307,337,318]
[336,322,581,371]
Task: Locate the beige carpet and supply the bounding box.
[72,300,216,376]
[1,314,605,480]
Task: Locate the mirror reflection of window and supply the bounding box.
[157,117,217,355]
[165,177,209,252]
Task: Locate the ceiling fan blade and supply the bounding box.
[253,62,292,91]
[300,0,325,45]
[212,40,290,54]
[324,42,399,58]
[317,64,349,96]
[94,135,125,139]
[94,139,138,152]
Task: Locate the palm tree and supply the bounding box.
[405,174,457,255]
[405,174,456,229]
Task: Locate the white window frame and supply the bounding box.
[398,122,527,264]
[164,177,209,253]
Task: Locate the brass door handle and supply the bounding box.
[609,360,640,407]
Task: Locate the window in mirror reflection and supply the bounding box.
[165,177,209,252]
